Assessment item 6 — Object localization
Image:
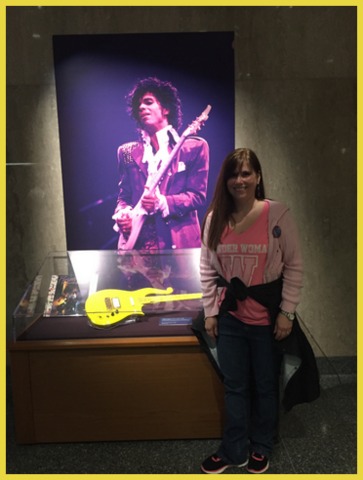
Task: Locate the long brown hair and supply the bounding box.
[201,148,265,251]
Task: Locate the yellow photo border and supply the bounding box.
[2,2,360,480]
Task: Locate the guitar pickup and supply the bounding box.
[104,297,121,310]
[112,298,121,308]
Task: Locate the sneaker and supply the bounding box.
[201,454,248,474]
[247,452,269,473]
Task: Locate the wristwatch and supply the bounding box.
[280,309,295,321]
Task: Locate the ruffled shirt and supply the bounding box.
[140,125,180,176]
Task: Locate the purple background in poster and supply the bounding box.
[53,32,235,250]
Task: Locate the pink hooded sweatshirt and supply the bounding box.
[200,199,303,319]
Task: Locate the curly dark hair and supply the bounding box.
[126,77,183,130]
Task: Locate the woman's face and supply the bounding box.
[226,160,260,204]
[137,92,169,133]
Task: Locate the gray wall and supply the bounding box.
[6,6,356,357]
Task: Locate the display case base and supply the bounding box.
[9,335,224,444]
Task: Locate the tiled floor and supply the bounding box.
[6,361,357,474]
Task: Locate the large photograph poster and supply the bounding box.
[53,32,235,250]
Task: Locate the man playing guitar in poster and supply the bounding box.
[112,77,210,251]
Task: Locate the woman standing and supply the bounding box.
[200,148,303,474]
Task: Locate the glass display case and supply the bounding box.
[9,248,227,445]
[12,248,203,342]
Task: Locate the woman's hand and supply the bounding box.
[205,316,218,339]
[274,312,293,341]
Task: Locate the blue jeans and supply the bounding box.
[216,313,278,464]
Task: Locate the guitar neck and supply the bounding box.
[123,134,188,250]
[144,105,211,195]
[141,293,202,305]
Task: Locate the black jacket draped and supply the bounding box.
[193,275,320,412]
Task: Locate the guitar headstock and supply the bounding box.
[184,105,212,137]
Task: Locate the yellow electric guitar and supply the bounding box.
[85,286,202,328]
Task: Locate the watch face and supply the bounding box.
[282,310,294,320]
